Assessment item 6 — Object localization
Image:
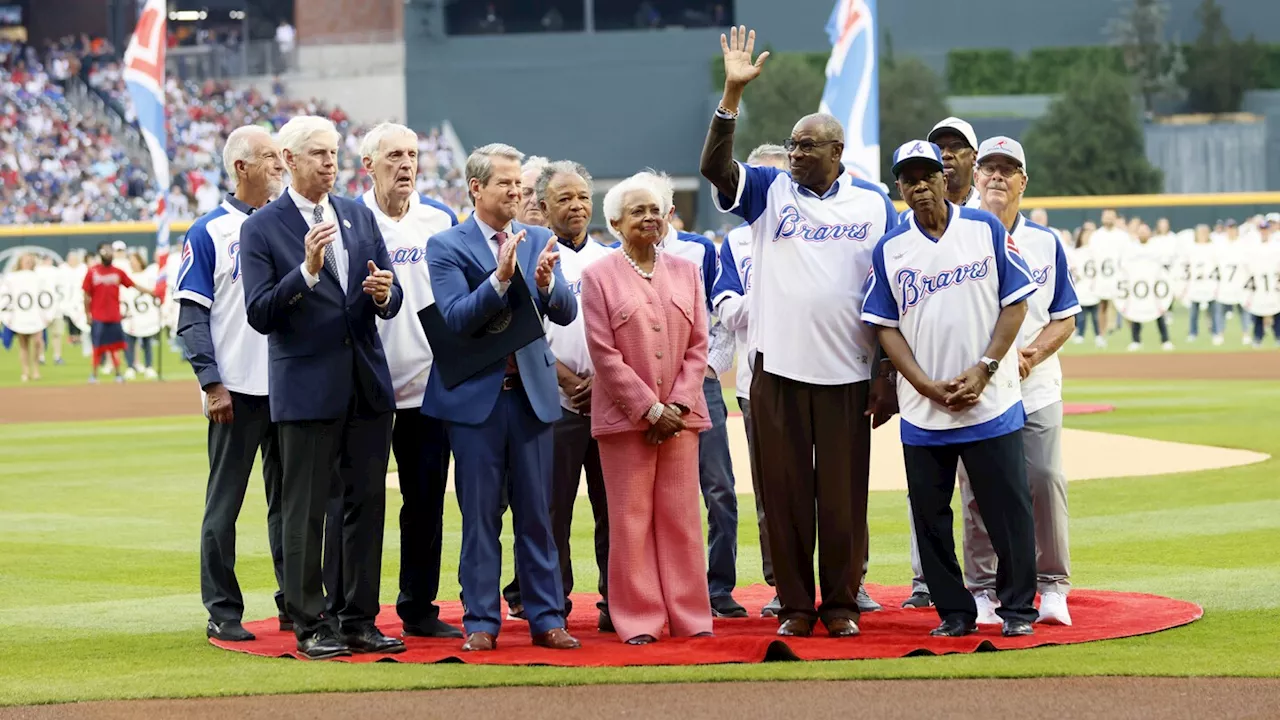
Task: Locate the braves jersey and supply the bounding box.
[861,203,1036,445]
[359,191,458,409]
[1012,216,1081,415]
[715,162,898,385]
[175,200,268,396]
[711,223,755,398]
[545,237,614,412]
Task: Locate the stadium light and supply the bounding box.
[169,10,204,21]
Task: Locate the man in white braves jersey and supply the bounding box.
[1089,209,1131,343]
[631,169,749,619]
[534,160,616,630]
[899,116,984,609]
[862,139,1039,638]
[711,144,881,618]
[176,125,288,642]
[956,137,1081,626]
[351,122,464,640]
[700,26,896,638]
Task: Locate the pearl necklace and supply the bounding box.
[622,247,658,280]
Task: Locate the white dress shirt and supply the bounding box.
[473,215,555,296]
[291,187,348,293]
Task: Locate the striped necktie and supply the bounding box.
[314,204,340,285]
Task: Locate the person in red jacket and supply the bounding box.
[82,242,154,383]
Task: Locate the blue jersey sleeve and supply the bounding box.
[711,236,744,304]
[986,215,1036,307]
[175,220,216,308]
[860,239,899,327]
[713,161,782,225]
[1048,233,1082,319]
[419,193,459,226]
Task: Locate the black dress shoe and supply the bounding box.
[929,617,978,637]
[207,619,255,642]
[626,634,657,645]
[297,631,351,660]
[598,609,615,633]
[902,591,933,609]
[777,617,814,637]
[277,614,293,633]
[343,626,407,654]
[1002,619,1034,637]
[402,618,464,639]
[710,595,749,618]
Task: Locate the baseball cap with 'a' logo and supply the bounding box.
[891,140,944,178]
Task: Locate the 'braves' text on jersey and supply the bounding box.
[715,163,897,385]
[1011,216,1081,414]
[176,199,267,396]
[861,204,1037,445]
[358,191,457,409]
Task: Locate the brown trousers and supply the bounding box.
[748,354,871,624]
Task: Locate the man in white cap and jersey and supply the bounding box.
[958,137,1081,626]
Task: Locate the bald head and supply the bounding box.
[794,113,844,142]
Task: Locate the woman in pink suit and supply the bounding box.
[580,174,714,645]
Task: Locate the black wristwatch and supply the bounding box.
[979,356,999,376]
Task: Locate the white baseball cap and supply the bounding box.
[891,140,945,177]
[977,136,1028,174]
[928,117,978,151]
[111,240,127,251]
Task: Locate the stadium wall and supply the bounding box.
[7,193,1279,256]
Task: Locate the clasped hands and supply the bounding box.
[495,230,560,290]
[924,365,991,412]
[646,405,686,446]
[302,220,394,304]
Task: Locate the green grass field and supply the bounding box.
[1,350,1279,706]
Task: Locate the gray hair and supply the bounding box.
[534,160,593,203]
[465,143,525,203]
[603,173,663,241]
[276,115,339,157]
[631,169,674,215]
[747,143,789,166]
[222,125,273,180]
[358,122,417,163]
[521,155,550,176]
[794,112,844,142]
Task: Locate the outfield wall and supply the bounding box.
[4,192,1279,256]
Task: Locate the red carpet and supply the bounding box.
[1063,403,1115,415]
[210,584,1201,666]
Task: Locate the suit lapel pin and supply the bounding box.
[342,219,352,229]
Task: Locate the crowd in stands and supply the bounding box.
[0,36,151,224]
[0,38,468,225]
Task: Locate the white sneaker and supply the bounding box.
[1243,334,1253,346]
[1071,335,1084,345]
[123,368,137,381]
[1211,335,1224,346]
[1162,341,1175,351]
[1037,591,1072,626]
[974,593,1001,625]
[1127,342,1141,352]
[1185,335,1197,343]
[143,367,158,379]
[1094,336,1107,349]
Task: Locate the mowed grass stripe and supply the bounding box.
[0,379,1278,705]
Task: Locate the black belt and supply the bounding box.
[501,373,522,391]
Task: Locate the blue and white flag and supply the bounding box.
[123,0,171,301]
[818,0,880,183]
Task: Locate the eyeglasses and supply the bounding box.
[783,139,839,155]
[977,164,1024,178]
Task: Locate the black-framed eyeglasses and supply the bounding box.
[783,139,839,155]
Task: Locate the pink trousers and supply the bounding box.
[597,430,713,642]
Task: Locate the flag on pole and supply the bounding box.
[123,0,171,301]
[818,0,880,183]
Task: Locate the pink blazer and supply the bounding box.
[580,250,711,437]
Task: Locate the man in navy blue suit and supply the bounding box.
[239,115,405,661]
[422,143,581,652]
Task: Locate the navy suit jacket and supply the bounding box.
[421,216,576,426]
[239,191,403,422]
